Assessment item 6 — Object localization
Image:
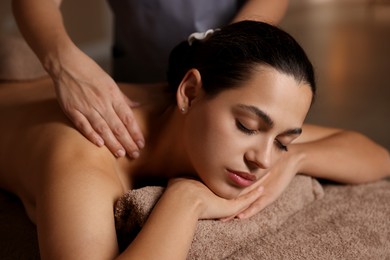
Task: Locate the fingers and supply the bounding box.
[113,99,145,151]
[238,186,264,208]
[235,195,269,219]
[70,110,105,147]
[219,174,270,221]
[68,100,144,158]
[52,51,144,158]
[219,186,268,222]
[220,186,264,221]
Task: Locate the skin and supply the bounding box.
[178,67,311,199]
[11,0,289,158]
[0,66,389,259]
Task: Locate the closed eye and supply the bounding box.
[274,139,288,152]
[236,119,289,152]
[235,120,257,135]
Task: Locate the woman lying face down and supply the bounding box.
[170,66,312,199]
[161,21,314,199]
[0,21,388,259]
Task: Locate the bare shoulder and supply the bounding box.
[0,78,167,104]
[0,77,56,105]
[0,82,126,219]
[118,82,171,104]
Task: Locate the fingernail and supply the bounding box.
[131,151,140,159]
[96,138,104,147]
[116,149,126,157]
[258,186,264,193]
[136,140,145,149]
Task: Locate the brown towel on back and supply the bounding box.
[114,175,324,259]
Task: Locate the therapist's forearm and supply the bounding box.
[232,0,289,25]
[12,0,75,75]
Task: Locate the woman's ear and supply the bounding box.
[176,69,203,113]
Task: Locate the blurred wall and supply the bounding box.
[0,0,113,71]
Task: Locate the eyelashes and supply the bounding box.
[235,120,288,152]
[235,120,257,135]
[275,139,288,152]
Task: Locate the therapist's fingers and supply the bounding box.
[114,95,145,150]
[69,103,140,158]
[92,104,142,158]
[70,108,127,157]
[107,106,143,158]
[51,46,144,158]
[71,110,105,147]
[70,97,143,158]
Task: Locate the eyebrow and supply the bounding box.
[236,104,302,136]
[280,128,302,136]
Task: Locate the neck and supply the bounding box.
[135,104,195,181]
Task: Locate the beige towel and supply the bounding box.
[1,177,387,259]
[229,180,390,259]
[115,175,324,259]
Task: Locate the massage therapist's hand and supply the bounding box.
[167,178,264,220]
[226,150,305,220]
[50,47,145,158]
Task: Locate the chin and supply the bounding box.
[210,183,242,200]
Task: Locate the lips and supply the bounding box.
[226,169,256,188]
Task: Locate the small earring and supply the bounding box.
[180,107,187,114]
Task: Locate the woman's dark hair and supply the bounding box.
[167,20,316,99]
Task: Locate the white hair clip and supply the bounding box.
[188,28,220,46]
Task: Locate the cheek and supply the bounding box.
[183,109,238,179]
[183,108,249,199]
[184,109,229,168]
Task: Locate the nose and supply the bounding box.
[244,140,273,170]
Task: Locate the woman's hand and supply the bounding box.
[128,178,263,259]
[166,178,264,220]
[224,151,305,220]
[51,47,145,158]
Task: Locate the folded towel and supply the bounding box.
[229,180,390,259]
[114,175,324,259]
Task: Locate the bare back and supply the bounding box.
[0,78,67,200]
[0,77,167,228]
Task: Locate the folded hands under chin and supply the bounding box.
[165,178,264,221]
[166,149,303,222]
[222,151,305,221]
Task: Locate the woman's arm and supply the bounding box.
[231,0,289,25]
[235,124,390,219]
[120,179,263,260]
[12,0,144,158]
[38,169,262,259]
[293,124,390,183]
[36,132,263,259]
